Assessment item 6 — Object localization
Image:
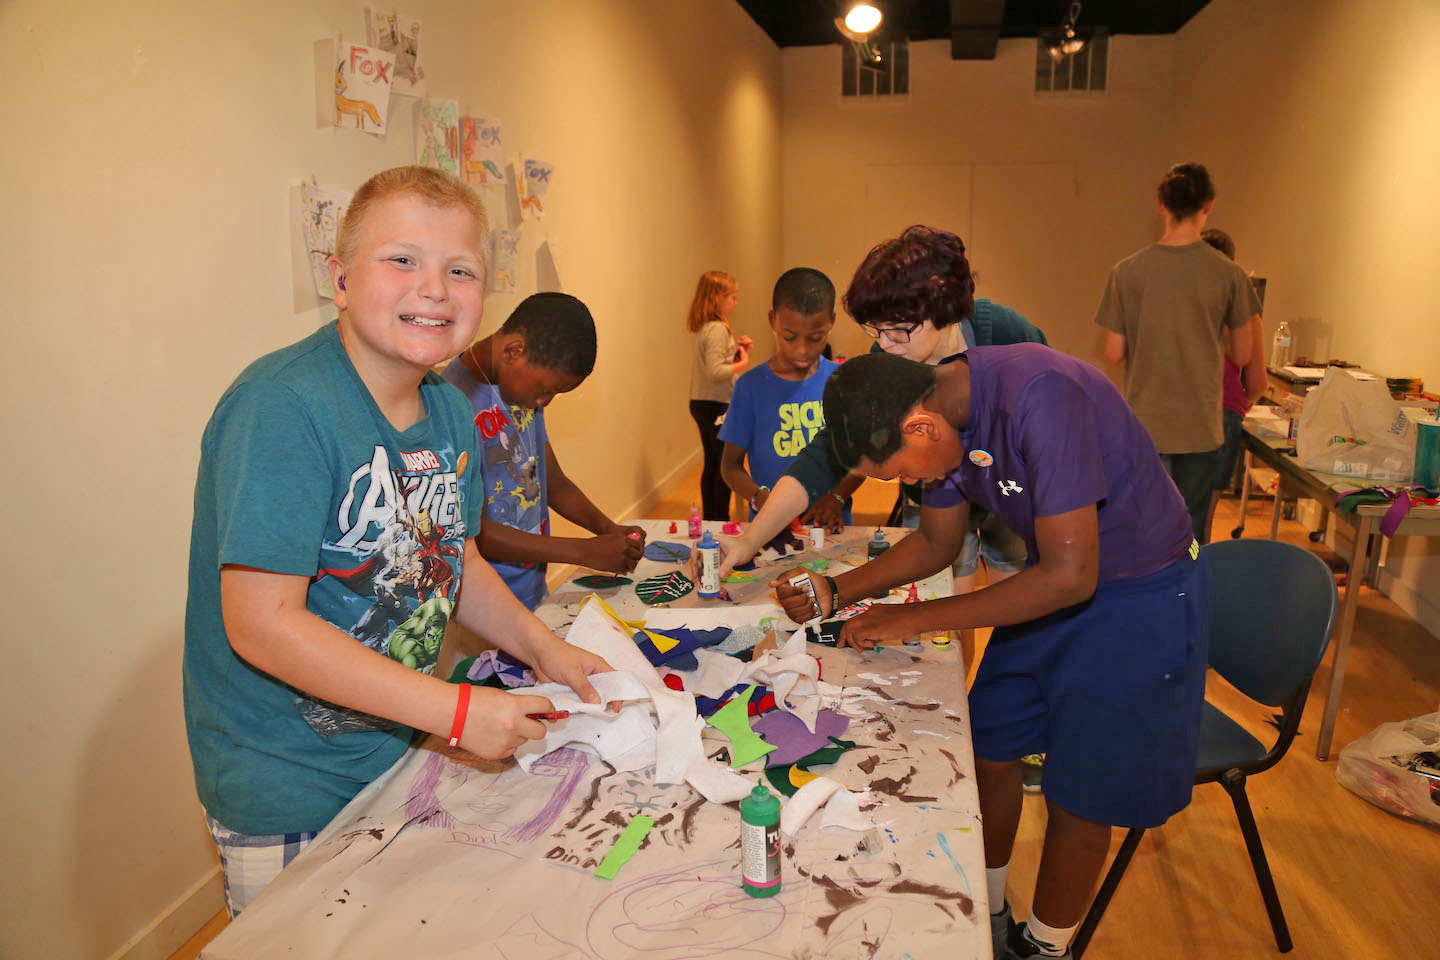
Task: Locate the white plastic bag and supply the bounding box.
[1296,368,1416,481]
[1335,709,1440,825]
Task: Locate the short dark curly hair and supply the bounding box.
[842,225,975,332]
[1157,162,1215,220]
[824,352,938,469]
[500,292,597,378]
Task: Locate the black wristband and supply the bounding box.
[823,575,840,613]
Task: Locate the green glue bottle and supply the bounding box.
[740,780,781,897]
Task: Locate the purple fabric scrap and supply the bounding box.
[754,708,851,766]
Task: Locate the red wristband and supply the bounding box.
[447,682,471,747]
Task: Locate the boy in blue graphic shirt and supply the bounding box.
[184,167,611,917]
[719,268,852,523]
[442,293,645,609]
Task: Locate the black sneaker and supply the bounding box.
[1005,921,1072,960]
[990,900,1016,959]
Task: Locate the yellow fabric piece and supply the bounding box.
[643,629,678,653]
[789,767,821,789]
[583,595,647,633]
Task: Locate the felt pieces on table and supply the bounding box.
[634,571,694,604]
[643,540,693,563]
[632,625,730,670]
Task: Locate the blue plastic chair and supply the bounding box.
[1073,539,1338,957]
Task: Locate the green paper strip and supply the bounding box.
[595,815,655,880]
[706,685,777,768]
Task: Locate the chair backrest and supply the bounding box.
[1203,539,1338,708]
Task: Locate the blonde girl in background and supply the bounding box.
[687,270,752,520]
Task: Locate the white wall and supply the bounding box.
[0,2,780,957]
[780,35,1179,368]
[1170,0,1440,633]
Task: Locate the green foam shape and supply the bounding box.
[595,815,655,880]
[705,685,776,768]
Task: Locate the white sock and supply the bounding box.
[1025,914,1078,956]
[987,864,1010,915]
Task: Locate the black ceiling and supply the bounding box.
[735,1,1211,48]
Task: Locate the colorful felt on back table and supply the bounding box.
[754,708,852,766]
[634,570,694,604]
[572,574,633,588]
[643,540,693,563]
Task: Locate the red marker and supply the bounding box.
[627,531,642,540]
[527,711,570,721]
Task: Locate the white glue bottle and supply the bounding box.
[697,530,721,598]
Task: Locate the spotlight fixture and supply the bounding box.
[843,3,883,35]
[1046,1,1086,61]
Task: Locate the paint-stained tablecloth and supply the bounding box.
[203,522,988,960]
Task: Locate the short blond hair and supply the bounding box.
[335,165,488,267]
[686,270,737,333]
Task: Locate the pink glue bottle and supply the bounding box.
[903,583,923,650]
[688,502,702,539]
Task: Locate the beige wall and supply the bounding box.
[0,1,779,957]
[779,35,1179,367]
[1169,0,1440,634]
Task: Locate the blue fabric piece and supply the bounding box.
[441,359,551,609]
[632,626,732,668]
[695,683,773,718]
[184,321,482,835]
[643,540,693,563]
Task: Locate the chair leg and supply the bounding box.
[1072,827,1145,960]
[1221,770,1293,953]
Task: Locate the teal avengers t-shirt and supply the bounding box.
[183,321,483,835]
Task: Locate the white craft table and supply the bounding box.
[202,523,989,960]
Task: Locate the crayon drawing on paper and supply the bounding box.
[333,43,395,135]
[300,183,352,300]
[520,157,554,219]
[364,9,425,96]
[417,99,460,175]
[490,229,520,293]
[461,117,506,187]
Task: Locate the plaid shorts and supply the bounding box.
[205,814,317,918]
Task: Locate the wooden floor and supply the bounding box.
[169,466,1440,960]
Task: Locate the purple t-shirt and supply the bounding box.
[921,344,1193,584]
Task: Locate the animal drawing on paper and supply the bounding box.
[461,117,506,187]
[417,99,460,175]
[334,63,380,129]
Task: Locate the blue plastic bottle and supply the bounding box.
[697,530,721,598]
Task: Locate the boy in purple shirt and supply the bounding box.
[776,346,1208,960]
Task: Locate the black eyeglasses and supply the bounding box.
[860,322,922,344]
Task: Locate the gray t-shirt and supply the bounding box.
[689,321,737,403]
[1094,241,1261,453]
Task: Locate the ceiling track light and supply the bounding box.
[1046,1,1086,60]
[843,3,883,35]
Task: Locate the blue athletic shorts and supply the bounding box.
[969,550,1210,829]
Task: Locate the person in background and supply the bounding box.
[687,270,752,521]
[183,167,610,916]
[1200,227,1268,535]
[718,268,851,525]
[444,293,645,610]
[1095,162,1262,544]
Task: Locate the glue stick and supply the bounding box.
[741,781,781,897]
[697,530,721,598]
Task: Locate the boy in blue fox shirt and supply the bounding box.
[719,267,852,523]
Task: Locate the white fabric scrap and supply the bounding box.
[780,776,875,837]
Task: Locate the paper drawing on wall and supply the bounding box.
[333,43,395,135]
[490,229,519,293]
[417,99,460,174]
[300,183,352,300]
[461,117,506,187]
[364,8,425,96]
[519,157,555,219]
